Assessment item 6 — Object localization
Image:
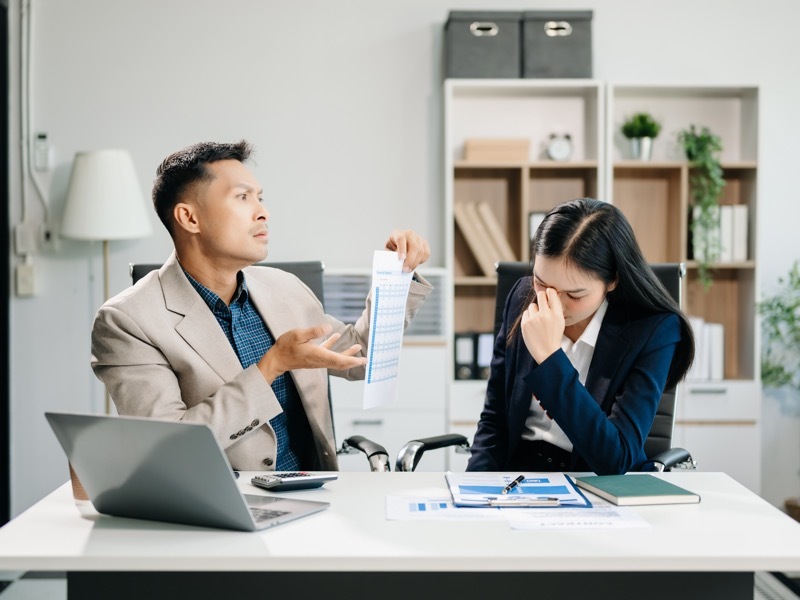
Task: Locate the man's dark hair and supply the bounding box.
[152,140,253,236]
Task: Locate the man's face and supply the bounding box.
[189,159,269,268]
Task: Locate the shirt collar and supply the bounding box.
[181,267,248,310]
[571,298,608,350]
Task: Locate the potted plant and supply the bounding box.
[759,260,800,520]
[621,112,662,160]
[760,260,800,393]
[678,124,726,289]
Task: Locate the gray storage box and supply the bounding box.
[445,11,522,78]
[523,11,592,78]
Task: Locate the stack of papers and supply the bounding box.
[445,472,592,508]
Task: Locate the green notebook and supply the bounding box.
[574,474,701,506]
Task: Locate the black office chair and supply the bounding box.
[129,261,393,472]
[396,261,696,473]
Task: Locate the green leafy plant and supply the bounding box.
[759,261,800,393]
[678,124,726,289]
[621,112,662,139]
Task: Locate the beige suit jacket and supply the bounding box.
[91,252,432,471]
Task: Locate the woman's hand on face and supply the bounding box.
[520,287,566,364]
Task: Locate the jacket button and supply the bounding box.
[229,434,238,440]
[245,426,252,432]
[262,458,274,466]
[237,429,246,437]
[251,419,259,427]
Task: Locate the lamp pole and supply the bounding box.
[102,239,111,414]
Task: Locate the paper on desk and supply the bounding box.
[363,251,413,409]
[386,495,508,521]
[507,498,651,530]
[385,495,650,529]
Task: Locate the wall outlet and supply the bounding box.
[15,263,35,297]
[34,132,52,171]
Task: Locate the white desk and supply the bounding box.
[1,471,799,600]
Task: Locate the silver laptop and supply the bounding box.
[45,411,330,532]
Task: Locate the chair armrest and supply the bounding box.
[339,436,391,472]
[644,447,697,472]
[395,434,471,472]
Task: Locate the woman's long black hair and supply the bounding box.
[510,198,694,389]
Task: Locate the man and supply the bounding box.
[91,140,432,471]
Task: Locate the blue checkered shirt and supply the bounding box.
[184,269,312,470]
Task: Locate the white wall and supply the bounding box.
[7,0,800,515]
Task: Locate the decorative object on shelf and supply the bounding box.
[621,112,661,160]
[545,133,572,161]
[759,260,800,394]
[677,125,726,289]
[463,138,530,162]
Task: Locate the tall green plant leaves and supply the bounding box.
[760,261,800,393]
[678,125,726,289]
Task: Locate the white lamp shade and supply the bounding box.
[61,149,152,241]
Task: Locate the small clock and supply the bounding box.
[546,133,572,161]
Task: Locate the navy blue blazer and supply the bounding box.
[466,276,681,475]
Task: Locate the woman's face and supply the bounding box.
[532,255,616,330]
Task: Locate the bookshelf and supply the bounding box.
[444,81,761,491]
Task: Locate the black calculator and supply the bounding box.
[251,472,338,491]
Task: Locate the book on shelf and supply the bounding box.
[691,205,721,264]
[453,202,496,276]
[686,316,725,382]
[731,204,749,262]
[706,322,725,381]
[719,205,733,263]
[454,332,476,380]
[697,205,749,264]
[574,474,701,506]
[473,201,516,262]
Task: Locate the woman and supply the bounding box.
[467,198,694,475]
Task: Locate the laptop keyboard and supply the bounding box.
[250,507,290,522]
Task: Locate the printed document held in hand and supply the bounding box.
[363,251,413,409]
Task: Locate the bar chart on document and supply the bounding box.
[364,251,413,409]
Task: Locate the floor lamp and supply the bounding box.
[60,149,152,414]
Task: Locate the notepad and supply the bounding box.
[574,474,701,506]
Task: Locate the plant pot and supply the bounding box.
[630,137,653,161]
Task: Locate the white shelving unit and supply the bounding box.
[607,84,761,493]
[443,80,761,491]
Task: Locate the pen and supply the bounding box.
[501,474,525,494]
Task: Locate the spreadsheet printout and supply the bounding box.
[363,251,413,408]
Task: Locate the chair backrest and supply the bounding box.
[493,261,685,461]
[130,261,326,306]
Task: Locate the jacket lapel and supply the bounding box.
[245,270,331,440]
[160,253,243,382]
[584,301,630,410]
